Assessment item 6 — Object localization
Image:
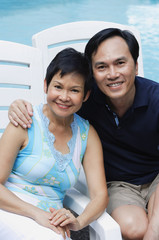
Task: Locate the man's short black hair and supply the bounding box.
[85,28,139,65]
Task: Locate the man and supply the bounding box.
[8,28,159,240]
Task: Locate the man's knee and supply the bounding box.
[111,206,148,240]
[121,216,147,240]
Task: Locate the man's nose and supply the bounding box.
[107,66,119,79]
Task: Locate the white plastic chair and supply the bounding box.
[32,21,144,79]
[32,20,143,240]
[0,39,122,239]
[0,40,44,137]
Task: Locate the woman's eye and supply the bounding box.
[118,61,125,65]
[71,89,79,93]
[98,65,105,69]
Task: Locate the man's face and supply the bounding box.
[92,36,138,103]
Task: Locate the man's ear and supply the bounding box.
[83,90,91,102]
[44,79,47,93]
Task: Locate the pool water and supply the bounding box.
[0,0,159,82]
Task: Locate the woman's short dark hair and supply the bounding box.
[45,48,92,98]
[85,28,139,65]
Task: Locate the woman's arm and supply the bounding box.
[8,99,33,128]
[0,123,65,237]
[50,125,108,231]
[0,123,31,214]
[76,124,108,229]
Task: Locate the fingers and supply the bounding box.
[48,208,72,239]
[49,207,56,214]
[25,101,33,116]
[59,213,74,227]
[49,208,68,223]
[49,208,61,221]
[8,100,33,128]
[48,224,60,234]
[57,226,70,240]
[9,114,19,127]
[49,207,56,220]
[50,209,74,227]
[65,225,71,238]
[50,212,69,225]
[9,108,31,128]
[49,221,70,240]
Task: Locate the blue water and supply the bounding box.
[0,0,159,82]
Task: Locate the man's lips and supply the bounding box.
[107,82,123,87]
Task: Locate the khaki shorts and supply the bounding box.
[107,174,159,215]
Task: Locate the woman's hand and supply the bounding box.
[33,207,69,239]
[49,207,81,232]
[8,99,33,128]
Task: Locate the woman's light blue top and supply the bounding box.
[5,104,89,211]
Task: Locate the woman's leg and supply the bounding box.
[0,209,66,240]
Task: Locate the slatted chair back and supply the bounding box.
[0,40,44,137]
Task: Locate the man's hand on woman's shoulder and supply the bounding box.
[8,99,33,129]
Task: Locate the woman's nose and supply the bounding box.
[59,90,69,101]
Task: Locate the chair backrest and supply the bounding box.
[0,40,44,137]
[32,21,144,78]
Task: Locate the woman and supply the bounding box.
[0,48,108,239]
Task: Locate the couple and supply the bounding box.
[2,27,159,240]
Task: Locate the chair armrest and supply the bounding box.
[64,188,122,240]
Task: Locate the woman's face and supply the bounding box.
[44,71,88,119]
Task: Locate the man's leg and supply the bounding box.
[107,181,149,240]
[112,205,148,240]
[143,184,159,240]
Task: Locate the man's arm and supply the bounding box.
[8,99,33,128]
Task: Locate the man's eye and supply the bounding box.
[55,85,61,89]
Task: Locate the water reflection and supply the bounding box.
[127,4,159,81]
[0,0,158,81]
